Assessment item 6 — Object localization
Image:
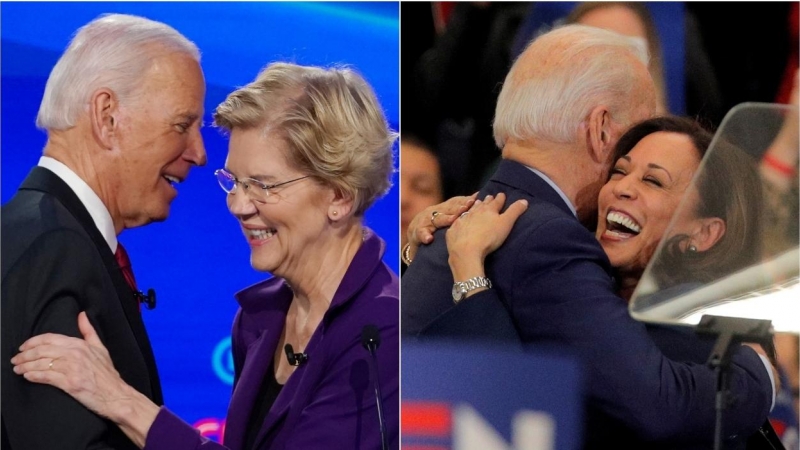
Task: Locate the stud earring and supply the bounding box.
[332,211,338,216]
[688,244,698,252]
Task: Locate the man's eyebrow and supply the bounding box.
[175,112,202,122]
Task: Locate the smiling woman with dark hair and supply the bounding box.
[594,116,763,299]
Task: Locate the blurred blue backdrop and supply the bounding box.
[1,2,399,442]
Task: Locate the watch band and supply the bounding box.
[452,276,492,303]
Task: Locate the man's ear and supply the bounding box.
[586,105,614,164]
[89,88,118,150]
[688,217,726,252]
[328,188,355,222]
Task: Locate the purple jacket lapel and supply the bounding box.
[223,279,291,449]
[224,331,278,450]
[227,228,387,450]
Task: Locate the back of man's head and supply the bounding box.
[36,13,201,131]
[493,24,655,149]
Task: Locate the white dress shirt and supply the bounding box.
[38,156,117,253]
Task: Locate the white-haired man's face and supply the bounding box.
[109,52,207,229]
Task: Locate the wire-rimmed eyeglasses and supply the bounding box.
[214,168,310,203]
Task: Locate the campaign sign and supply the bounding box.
[402,341,582,450]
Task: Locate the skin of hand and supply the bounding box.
[10,312,160,448]
[405,192,478,261]
[446,193,528,297]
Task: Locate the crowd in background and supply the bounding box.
[401,2,797,197]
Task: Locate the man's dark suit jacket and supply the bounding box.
[2,167,163,450]
[401,159,772,448]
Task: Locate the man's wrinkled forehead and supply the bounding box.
[137,51,205,105]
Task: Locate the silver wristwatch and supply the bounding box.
[451,276,492,303]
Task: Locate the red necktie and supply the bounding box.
[114,243,140,311]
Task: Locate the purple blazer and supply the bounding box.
[145,228,399,450]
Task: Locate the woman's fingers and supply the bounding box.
[407,193,479,260]
[12,356,57,374]
[18,332,78,352]
[448,193,528,258]
[499,198,529,228]
[12,342,80,366]
[21,367,69,388]
[78,312,105,350]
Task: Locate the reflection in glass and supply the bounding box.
[631,103,800,333]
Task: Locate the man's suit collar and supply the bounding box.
[38,156,117,251]
[21,167,110,250]
[490,159,577,218]
[18,166,164,403]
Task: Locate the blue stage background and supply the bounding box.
[1,2,399,441]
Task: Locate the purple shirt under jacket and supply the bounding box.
[144,227,399,450]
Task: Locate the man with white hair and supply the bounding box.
[1,14,206,449]
[402,24,773,447]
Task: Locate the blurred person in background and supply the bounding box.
[402,2,796,199]
[400,135,444,275]
[404,2,529,198]
[564,2,669,115]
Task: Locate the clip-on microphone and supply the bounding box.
[362,324,388,450]
[284,343,308,366]
[134,288,156,310]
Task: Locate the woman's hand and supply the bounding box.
[403,193,478,264]
[446,193,528,287]
[11,312,159,448]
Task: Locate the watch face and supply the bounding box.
[452,283,465,302]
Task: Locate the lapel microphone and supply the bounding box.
[133,288,156,310]
[361,324,388,450]
[284,343,308,366]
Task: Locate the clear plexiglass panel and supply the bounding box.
[630,103,800,333]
